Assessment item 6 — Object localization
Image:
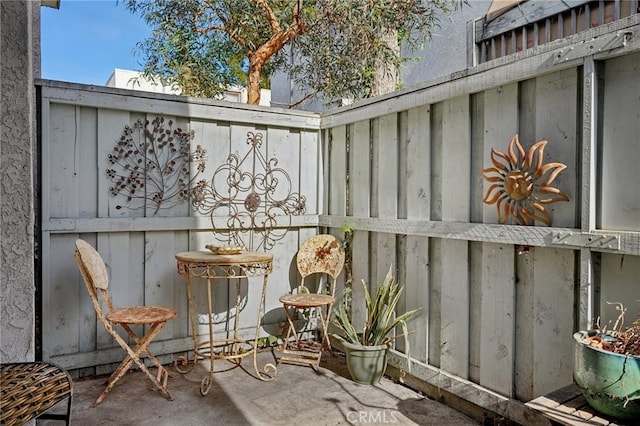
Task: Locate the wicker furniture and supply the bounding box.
[0,362,73,426]
[74,239,177,405]
[279,234,345,370]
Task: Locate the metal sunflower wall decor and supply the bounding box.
[106,116,207,215]
[482,134,569,226]
[191,131,306,251]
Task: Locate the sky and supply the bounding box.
[41,0,151,86]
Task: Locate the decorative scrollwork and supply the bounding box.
[106,116,207,215]
[177,263,273,280]
[192,131,306,251]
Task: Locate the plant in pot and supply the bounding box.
[332,264,419,385]
[573,303,640,421]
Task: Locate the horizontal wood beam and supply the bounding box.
[44,213,639,255]
[387,351,552,425]
[43,215,320,234]
[319,215,640,255]
[37,81,321,130]
[46,337,193,371]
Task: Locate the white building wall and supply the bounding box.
[105,68,271,106]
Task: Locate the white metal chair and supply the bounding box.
[74,239,177,405]
[278,234,345,370]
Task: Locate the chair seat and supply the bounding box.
[106,306,177,324]
[279,293,334,308]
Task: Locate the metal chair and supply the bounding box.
[74,239,177,405]
[278,234,345,370]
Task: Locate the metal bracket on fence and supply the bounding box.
[550,231,620,250]
[551,30,632,65]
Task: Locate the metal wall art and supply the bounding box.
[482,134,569,226]
[192,131,306,251]
[106,117,207,215]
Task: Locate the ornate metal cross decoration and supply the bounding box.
[192,131,306,251]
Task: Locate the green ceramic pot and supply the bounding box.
[342,341,388,385]
[573,331,640,421]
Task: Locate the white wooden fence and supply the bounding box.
[39,13,639,421]
[318,14,639,420]
[39,82,322,374]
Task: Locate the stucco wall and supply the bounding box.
[1,0,37,362]
[401,1,491,86]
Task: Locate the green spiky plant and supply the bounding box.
[332,264,419,347]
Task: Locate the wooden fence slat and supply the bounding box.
[267,127,301,214]
[479,243,516,397]
[300,130,320,215]
[144,231,185,339]
[475,83,519,394]
[405,105,431,219]
[329,125,347,216]
[601,53,640,231]
[481,84,519,222]
[48,103,81,219]
[44,234,81,358]
[401,236,429,363]
[97,109,136,218]
[599,253,640,328]
[347,121,372,329]
[533,248,575,398]
[436,96,471,379]
[534,69,578,228]
[370,113,398,302]
[401,105,431,362]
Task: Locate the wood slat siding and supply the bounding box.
[347,121,371,329]
[39,82,321,372]
[319,16,640,418]
[401,106,430,363]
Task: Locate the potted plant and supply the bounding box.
[332,264,419,385]
[573,304,639,421]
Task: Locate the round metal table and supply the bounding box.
[175,250,276,395]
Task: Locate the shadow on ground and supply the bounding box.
[40,350,479,425]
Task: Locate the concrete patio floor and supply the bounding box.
[50,350,480,426]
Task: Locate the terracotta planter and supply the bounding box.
[573,331,640,421]
[342,341,388,385]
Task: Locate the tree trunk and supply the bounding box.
[370,29,399,97]
[247,61,263,105]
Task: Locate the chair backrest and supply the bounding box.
[296,235,345,293]
[74,239,115,324]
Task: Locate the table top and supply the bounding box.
[175,250,273,266]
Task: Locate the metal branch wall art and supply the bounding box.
[106,117,207,215]
[192,131,306,251]
[482,134,569,226]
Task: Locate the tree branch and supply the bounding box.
[199,1,249,48]
[255,0,282,33]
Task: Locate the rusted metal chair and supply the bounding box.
[0,362,73,425]
[74,239,177,405]
[279,234,345,370]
